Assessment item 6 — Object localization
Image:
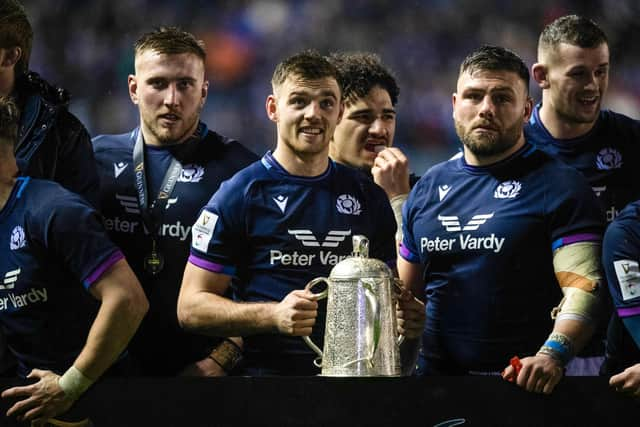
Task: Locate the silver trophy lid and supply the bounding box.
[329,235,392,280]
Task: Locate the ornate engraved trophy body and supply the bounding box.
[303,235,403,376]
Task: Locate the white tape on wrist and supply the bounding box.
[390,193,408,244]
[389,193,408,223]
[58,366,94,400]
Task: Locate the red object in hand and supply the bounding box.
[503,356,522,383]
[510,356,522,374]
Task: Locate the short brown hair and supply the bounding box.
[271,50,341,94]
[0,0,33,75]
[460,45,530,95]
[134,26,206,61]
[0,96,19,146]
[538,15,608,58]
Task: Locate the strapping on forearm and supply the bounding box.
[58,365,94,401]
[551,242,603,322]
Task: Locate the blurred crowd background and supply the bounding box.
[22,0,640,174]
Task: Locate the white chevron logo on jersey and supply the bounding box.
[1,268,20,290]
[437,213,494,232]
[438,185,452,201]
[114,162,128,178]
[273,195,288,213]
[288,229,351,247]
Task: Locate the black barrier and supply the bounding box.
[0,376,638,426]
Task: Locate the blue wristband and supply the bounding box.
[538,332,573,366]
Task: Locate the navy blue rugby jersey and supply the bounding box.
[189,151,397,358]
[93,124,257,375]
[526,104,640,222]
[400,143,604,372]
[0,177,123,377]
[602,200,640,367]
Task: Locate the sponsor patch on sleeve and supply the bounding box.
[613,259,640,301]
[191,210,218,253]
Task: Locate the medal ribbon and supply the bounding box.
[132,128,183,239]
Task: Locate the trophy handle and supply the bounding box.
[393,278,405,346]
[361,279,381,367]
[302,277,329,368]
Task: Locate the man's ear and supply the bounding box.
[266,95,278,123]
[451,92,457,120]
[128,75,139,104]
[532,63,550,89]
[201,80,209,107]
[523,96,534,123]
[0,47,21,68]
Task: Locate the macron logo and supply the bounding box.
[114,162,128,178]
[438,185,452,201]
[288,229,351,247]
[438,213,494,232]
[1,268,20,290]
[273,195,288,213]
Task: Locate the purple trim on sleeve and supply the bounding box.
[399,243,420,263]
[551,233,601,251]
[188,254,236,276]
[617,306,640,318]
[83,251,124,289]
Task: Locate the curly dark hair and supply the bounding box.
[0,0,33,75]
[328,52,399,107]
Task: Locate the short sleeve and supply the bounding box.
[399,182,422,264]
[603,219,640,318]
[32,192,122,289]
[188,178,246,276]
[547,167,605,250]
